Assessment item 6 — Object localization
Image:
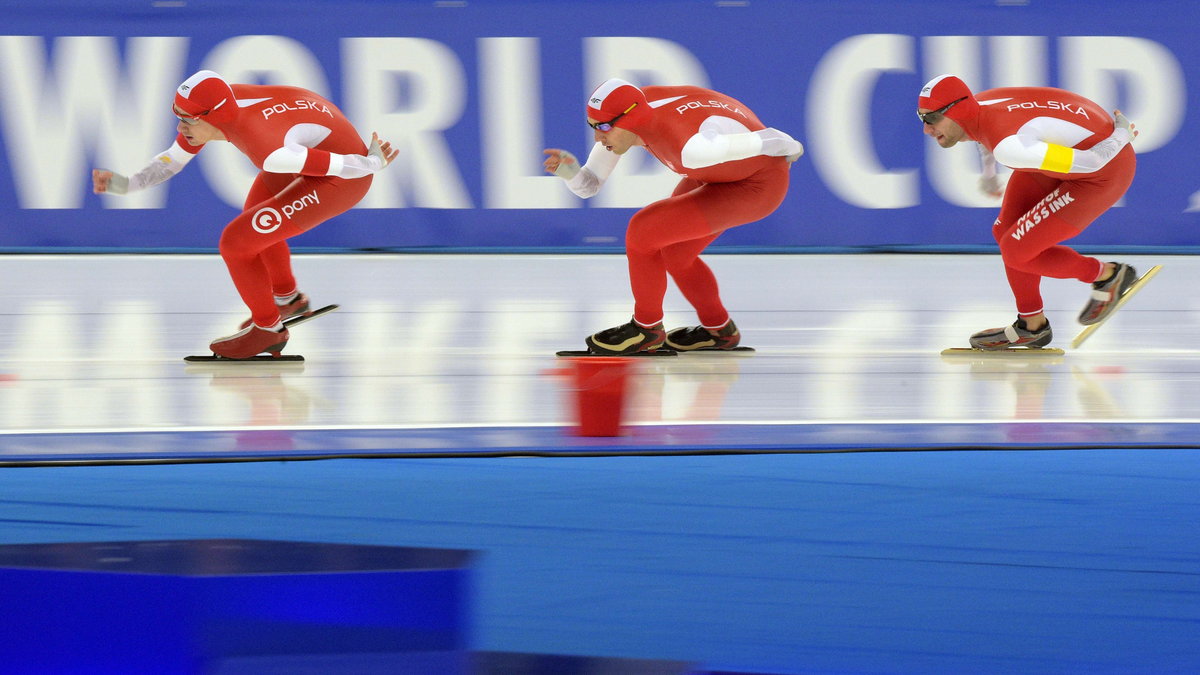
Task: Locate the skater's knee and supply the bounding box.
[218,229,261,261]
[661,248,699,273]
[998,238,1039,267]
[625,217,663,256]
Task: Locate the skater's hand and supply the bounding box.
[978,174,1004,198]
[368,132,398,169]
[543,149,580,180]
[1113,109,1137,140]
[756,128,804,162]
[92,169,129,195]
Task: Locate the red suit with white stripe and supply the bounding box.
[921,76,1136,318]
[93,70,392,358]
[174,80,376,328]
[560,79,802,329]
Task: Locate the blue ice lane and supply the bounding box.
[3,422,1200,464]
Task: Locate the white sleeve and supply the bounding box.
[119,141,196,193]
[992,127,1132,175]
[565,142,621,198]
[261,123,387,179]
[978,145,997,179]
[680,116,803,169]
[330,152,386,180]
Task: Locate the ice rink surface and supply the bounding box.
[0,253,1196,461]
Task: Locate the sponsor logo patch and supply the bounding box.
[252,190,321,233]
[674,100,749,118]
[262,99,334,120]
[1011,188,1075,240]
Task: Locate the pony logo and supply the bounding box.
[590,97,602,105]
[251,206,283,234]
[251,190,321,233]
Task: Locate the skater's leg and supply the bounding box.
[662,235,725,326]
[625,165,789,326]
[994,148,1136,312]
[219,220,299,329]
[243,173,300,297]
[222,175,371,328]
[991,171,1061,319]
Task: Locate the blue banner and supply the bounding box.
[2,0,1197,251]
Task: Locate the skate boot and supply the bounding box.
[1078,263,1136,325]
[585,318,667,355]
[969,316,1053,350]
[239,293,311,330]
[209,325,290,359]
[665,319,741,351]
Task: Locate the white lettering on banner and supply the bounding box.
[923,35,1045,207]
[479,38,574,209]
[198,35,333,206]
[0,36,186,209]
[0,33,1189,216]
[807,33,918,209]
[342,37,472,209]
[1060,36,1184,153]
[584,36,710,208]
[262,100,334,120]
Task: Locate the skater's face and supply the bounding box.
[174,105,225,145]
[919,98,968,148]
[589,118,641,155]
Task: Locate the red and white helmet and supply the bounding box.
[586,78,652,132]
[918,74,979,123]
[173,70,237,126]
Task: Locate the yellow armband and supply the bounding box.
[1040,144,1074,173]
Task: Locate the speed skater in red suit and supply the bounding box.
[93,70,397,359]
[544,78,804,354]
[917,74,1139,350]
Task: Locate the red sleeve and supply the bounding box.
[300,148,332,175]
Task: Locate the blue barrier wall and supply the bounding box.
[2,0,1197,251]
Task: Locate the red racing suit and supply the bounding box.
[176,84,375,327]
[967,86,1136,317]
[569,86,795,327]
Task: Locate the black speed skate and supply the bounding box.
[1078,263,1136,326]
[969,316,1053,350]
[666,319,742,351]
[585,318,667,355]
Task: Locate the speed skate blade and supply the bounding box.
[283,303,339,328]
[556,349,677,357]
[1071,264,1162,349]
[184,354,306,363]
[678,345,756,354]
[941,347,1065,356]
[185,360,306,374]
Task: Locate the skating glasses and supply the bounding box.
[173,105,207,126]
[588,103,638,132]
[918,96,967,125]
